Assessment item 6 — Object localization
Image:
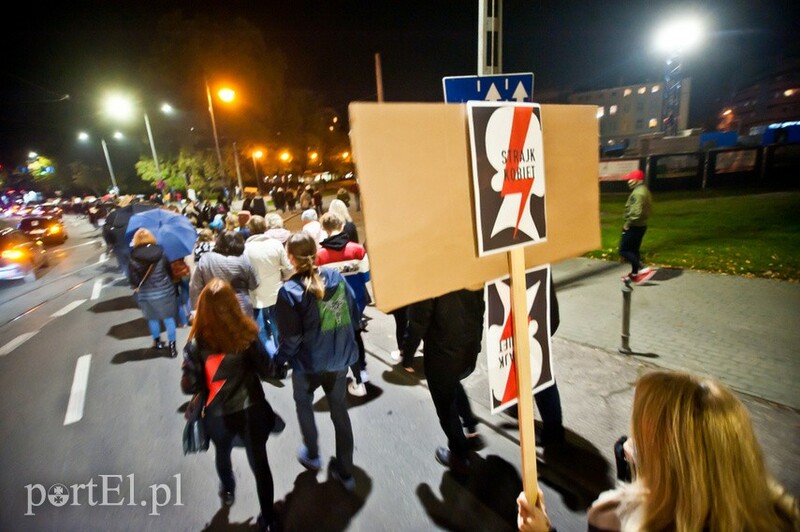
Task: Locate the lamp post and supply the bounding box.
[252,149,264,194]
[654,17,703,136]
[80,130,122,192]
[205,79,225,181]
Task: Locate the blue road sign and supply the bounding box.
[443,73,534,103]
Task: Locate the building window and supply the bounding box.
[610,105,618,115]
[636,119,643,129]
[623,102,631,112]
[649,118,658,128]
[637,101,644,111]
[651,85,660,93]
[638,87,646,95]
[597,106,605,119]
[624,88,632,97]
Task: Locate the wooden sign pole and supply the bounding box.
[507,247,539,501]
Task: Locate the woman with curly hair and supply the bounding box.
[181,278,283,532]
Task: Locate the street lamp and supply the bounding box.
[252,149,264,193]
[653,16,704,136]
[79,130,124,192]
[102,93,173,182]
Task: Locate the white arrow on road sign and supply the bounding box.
[512,82,529,102]
[485,83,502,101]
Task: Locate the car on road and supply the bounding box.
[0,226,48,281]
[17,216,68,245]
[31,202,64,219]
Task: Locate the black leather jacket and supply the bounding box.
[181,338,280,417]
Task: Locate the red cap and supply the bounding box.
[625,169,644,181]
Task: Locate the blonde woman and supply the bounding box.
[518,370,799,531]
[327,198,359,244]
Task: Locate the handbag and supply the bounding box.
[170,258,190,282]
[182,393,209,454]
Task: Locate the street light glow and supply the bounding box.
[218,88,235,102]
[654,17,704,56]
[253,150,263,159]
[78,131,89,141]
[103,93,135,121]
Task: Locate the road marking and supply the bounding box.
[0,331,39,356]
[60,239,100,252]
[51,299,87,317]
[64,354,91,426]
[98,252,108,264]
[91,278,104,300]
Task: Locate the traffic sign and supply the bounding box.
[443,73,534,103]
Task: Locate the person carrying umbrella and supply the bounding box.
[129,228,179,358]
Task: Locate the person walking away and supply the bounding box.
[317,212,370,396]
[272,188,286,213]
[327,198,359,243]
[400,287,486,474]
[312,187,323,216]
[245,215,294,356]
[619,169,655,284]
[301,209,326,246]
[102,195,137,280]
[181,278,285,532]
[299,186,313,211]
[285,187,297,212]
[250,193,267,217]
[193,228,215,264]
[336,187,351,208]
[190,231,259,316]
[128,228,179,358]
[274,232,361,492]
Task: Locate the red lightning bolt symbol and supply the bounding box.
[499,305,533,404]
[500,107,535,238]
[204,353,226,406]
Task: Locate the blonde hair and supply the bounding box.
[225,213,238,231]
[286,232,324,300]
[197,228,214,243]
[631,371,799,531]
[132,228,157,247]
[320,212,344,234]
[328,198,352,222]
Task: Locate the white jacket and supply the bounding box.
[245,234,293,308]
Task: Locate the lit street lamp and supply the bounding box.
[252,149,264,193]
[654,16,704,136]
[205,80,241,196]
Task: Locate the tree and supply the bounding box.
[135,148,223,197]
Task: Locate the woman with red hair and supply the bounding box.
[181,278,283,532]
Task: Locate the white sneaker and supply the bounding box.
[348,382,367,397]
[360,370,370,383]
[389,350,401,361]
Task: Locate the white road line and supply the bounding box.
[60,239,100,252]
[98,251,108,263]
[0,331,39,357]
[91,278,104,300]
[51,299,87,317]
[64,354,91,426]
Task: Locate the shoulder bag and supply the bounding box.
[134,263,154,294]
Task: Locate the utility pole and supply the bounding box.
[478,0,503,76]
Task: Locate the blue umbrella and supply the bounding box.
[125,208,197,261]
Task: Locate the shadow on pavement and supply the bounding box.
[555,261,621,290]
[108,318,150,340]
[381,359,426,386]
[88,296,138,313]
[418,453,520,531]
[200,505,256,531]
[111,347,168,364]
[651,267,683,281]
[312,382,384,412]
[275,467,370,531]
[536,434,614,511]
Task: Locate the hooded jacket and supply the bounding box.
[316,232,370,312]
[275,267,360,374]
[128,244,174,292]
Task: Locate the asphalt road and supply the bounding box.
[0,214,576,531]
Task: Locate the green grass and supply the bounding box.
[584,189,800,281]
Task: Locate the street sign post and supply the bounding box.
[443,72,534,103]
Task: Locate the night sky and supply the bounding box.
[1,0,797,168]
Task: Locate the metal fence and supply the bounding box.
[599,142,799,192]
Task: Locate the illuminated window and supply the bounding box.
[624,88,632,97]
[651,85,660,93]
[597,107,605,119]
[649,118,658,128]
[637,87,646,95]
[610,105,618,115]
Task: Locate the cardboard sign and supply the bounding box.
[468,102,547,256]
[348,103,599,313]
[485,264,554,414]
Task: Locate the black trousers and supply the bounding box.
[425,355,478,460]
[619,225,647,274]
[205,402,275,522]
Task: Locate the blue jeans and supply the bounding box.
[253,306,279,358]
[291,369,353,478]
[148,318,176,342]
[176,279,191,326]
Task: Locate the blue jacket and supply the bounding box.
[275,267,360,374]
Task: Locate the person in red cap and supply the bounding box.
[619,169,656,284]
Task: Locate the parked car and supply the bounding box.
[0,227,48,281]
[17,216,68,245]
